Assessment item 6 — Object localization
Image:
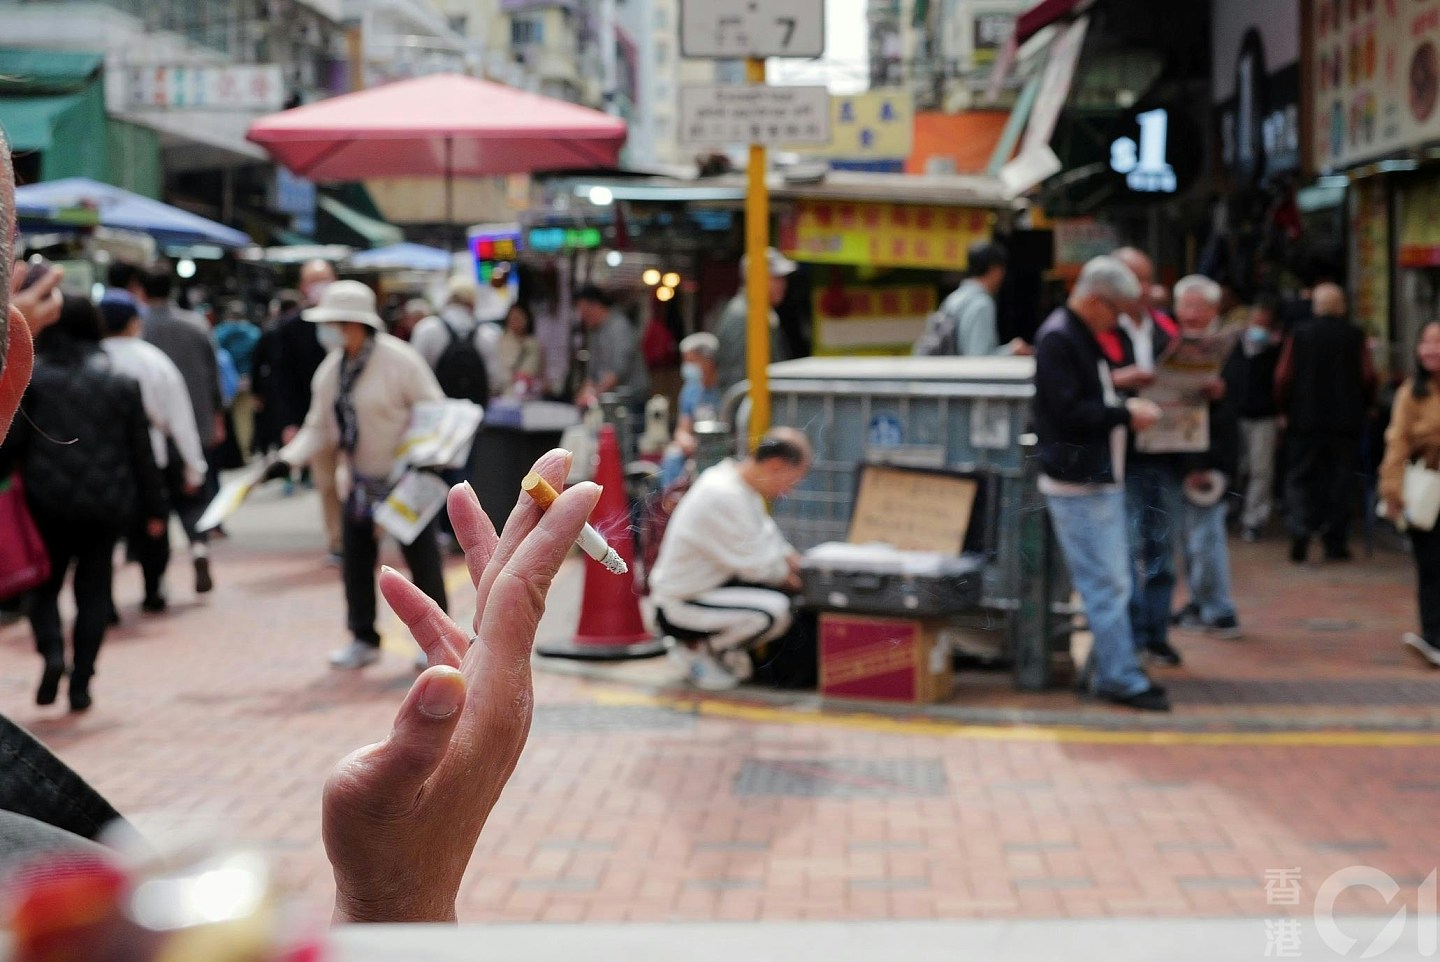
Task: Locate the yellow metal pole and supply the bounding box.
[744,56,771,452]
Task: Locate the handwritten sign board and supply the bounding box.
[679,85,831,146]
[848,466,976,554]
[680,0,825,59]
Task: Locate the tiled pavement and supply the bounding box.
[0,484,1437,927]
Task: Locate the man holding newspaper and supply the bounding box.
[265,281,479,670]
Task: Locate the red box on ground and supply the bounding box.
[818,614,953,703]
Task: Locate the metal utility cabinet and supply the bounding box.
[763,356,1072,691]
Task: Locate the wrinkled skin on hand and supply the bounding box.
[322,449,599,923]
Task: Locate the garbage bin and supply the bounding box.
[761,356,1073,691]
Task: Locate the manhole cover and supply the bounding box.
[1306,619,1362,633]
[531,704,695,734]
[734,758,946,798]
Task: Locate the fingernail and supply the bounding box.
[380,565,397,576]
[419,669,464,719]
[463,481,476,499]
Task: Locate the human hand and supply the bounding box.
[1202,377,1226,402]
[1385,494,1405,521]
[282,425,299,445]
[783,571,804,594]
[1110,365,1155,391]
[322,451,598,923]
[1185,471,1208,491]
[214,413,227,445]
[1006,337,1034,357]
[183,481,202,497]
[1125,397,1163,432]
[10,261,64,338]
[146,518,166,540]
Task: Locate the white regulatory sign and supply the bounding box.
[680,0,825,59]
[679,85,831,146]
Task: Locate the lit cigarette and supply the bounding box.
[521,473,628,575]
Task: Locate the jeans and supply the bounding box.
[1285,431,1359,547]
[1125,461,1182,651]
[1237,417,1278,531]
[342,516,448,645]
[1045,490,1151,698]
[1411,527,1440,645]
[29,515,118,682]
[1181,500,1238,624]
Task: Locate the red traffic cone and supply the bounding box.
[538,425,664,659]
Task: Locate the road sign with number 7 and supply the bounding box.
[680,0,825,59]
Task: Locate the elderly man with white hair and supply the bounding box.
[659,332,723,488]
[1170,275,1243,641]
[1034,256,1170,711]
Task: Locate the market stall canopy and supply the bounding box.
[347,242,452,272]
[245,74,628,181]
[14,177,251,248]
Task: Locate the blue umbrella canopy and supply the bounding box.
[14,177,251,248]
[347,242,452,272]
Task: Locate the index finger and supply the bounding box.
[472,449,573,617]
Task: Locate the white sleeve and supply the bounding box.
[157,357,208,488]
[685,489,792,586]
[410,318,446,369]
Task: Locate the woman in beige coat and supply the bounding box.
[1380,320,1440,667]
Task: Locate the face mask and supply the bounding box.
[316,324,345,352]
[681,362,702,383]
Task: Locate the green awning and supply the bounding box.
[0,48,103,95]
[0,93,84,152]
[317,194,403,248]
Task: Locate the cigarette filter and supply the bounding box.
[521,473,628,575]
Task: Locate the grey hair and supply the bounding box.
[1173,274,1223,306]
[1073,255,1141,302]
[679,331,719,359]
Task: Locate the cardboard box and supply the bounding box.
[818,613,954,704]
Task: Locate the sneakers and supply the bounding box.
[194,556,213,594]
[329,641,381,670]
[665,640,740,692]
[719,647,755,682]
[1097,684,1171,712]
[36,663,63,706]
[1173,608,1206,633]
[1403,633,1440,668]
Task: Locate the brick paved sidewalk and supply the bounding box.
[0,487,1433,925]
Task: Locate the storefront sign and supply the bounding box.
[800,90,913,160]
[1109,109,1178,193]
[122,65,285,112]
[1350,177,1391,338]
[973,13,1013,67]
[527,226,602,253]
[679,85,830,146]
[1310,0,1440,171]
[811,283,937,355]
[1399,177,1440,266]
[469,226,522,263]
[785,200,993,271]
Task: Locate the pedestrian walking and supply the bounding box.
[1112,247,1186,667]
[574,284,650,420]
[1381,321,1440,668]
[1222,295,1283,541]
[0,296,165,711]
[1275,283,1376,562]
[98,293,208,614]
[1168,275,1242,641]
[214,300,261,461]
[915,241,1029,356]
[268,281,449,670]
[140,268,221,598]
[1033,256,1169,711]
[275,261,343,564]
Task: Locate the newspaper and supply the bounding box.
[388,399,484,483]
[373,469,452,546]
[1134,328,1238,454]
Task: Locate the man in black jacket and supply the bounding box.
[1034,256,1168,711]
[1275,283,1376,562]
[1169,276,1243,641]
[1221,296,1282,541]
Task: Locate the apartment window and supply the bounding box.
[512,15,544,46]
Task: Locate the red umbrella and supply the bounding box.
[247,73,627,239]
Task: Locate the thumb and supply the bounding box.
[350,667,466,819]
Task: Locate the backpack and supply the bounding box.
[912,307,959,356]
[433,316,491,403]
